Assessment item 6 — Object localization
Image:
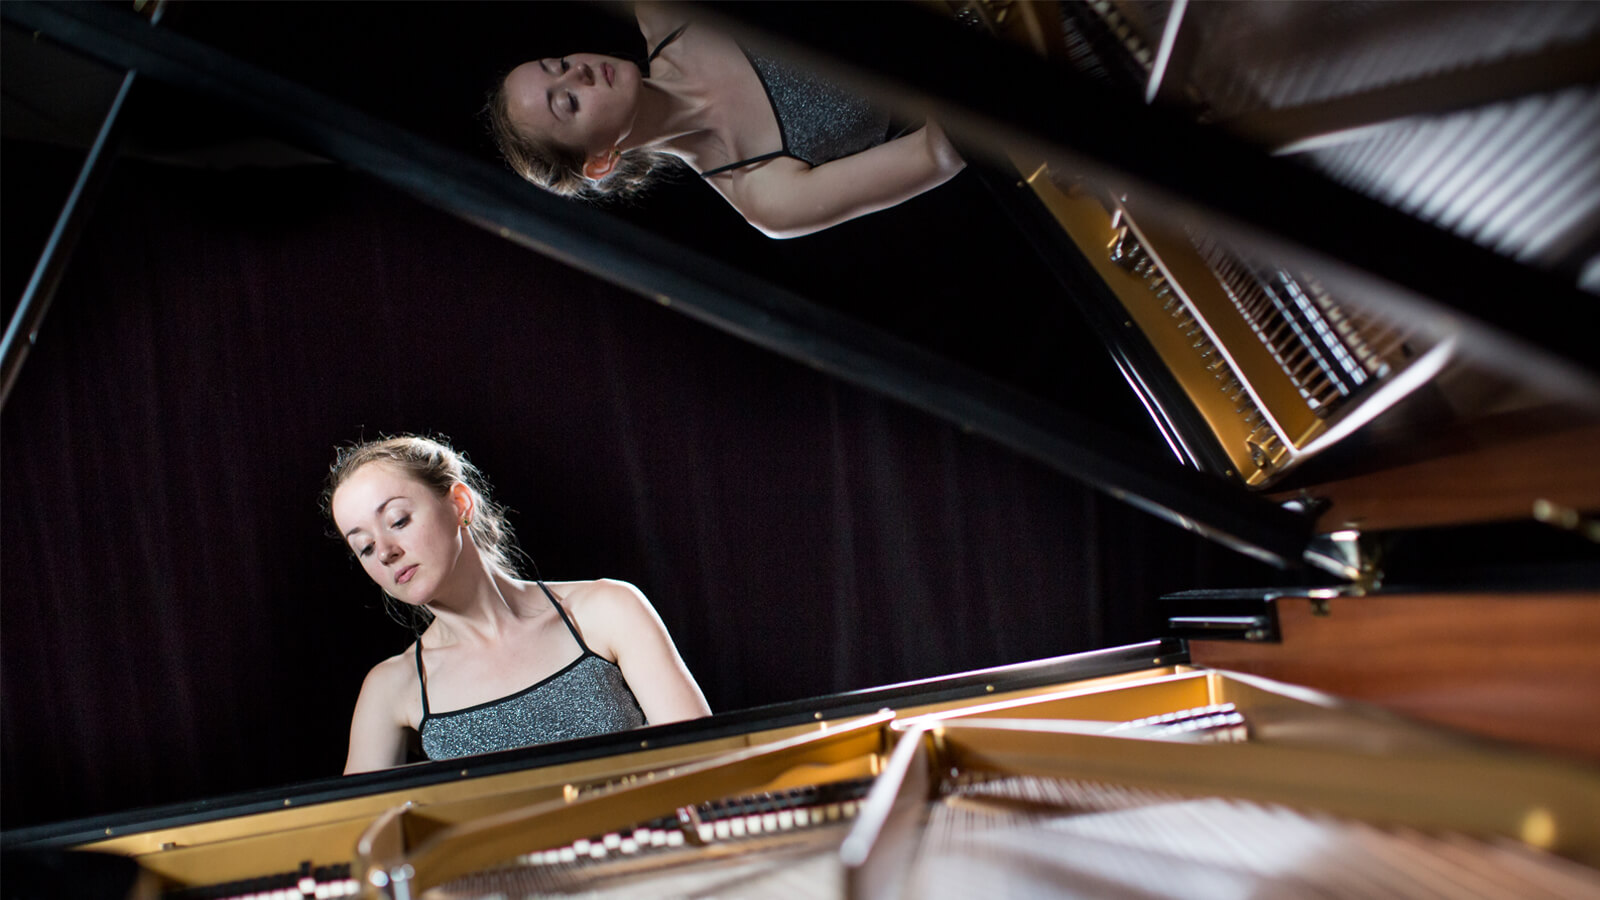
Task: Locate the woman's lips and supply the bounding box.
[396,564,419,585]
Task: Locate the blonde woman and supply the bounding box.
[325,436,708,773]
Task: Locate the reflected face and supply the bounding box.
[331,463,467,605]
[503,54,642,158]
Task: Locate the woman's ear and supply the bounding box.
[449,483,475,526]
[583,147,620,181]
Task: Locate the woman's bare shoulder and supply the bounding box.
[546,577,646,610]
[633,3,686,46]
[361,643,421,700]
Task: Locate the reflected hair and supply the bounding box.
[322,435,524,632]
[487,74,680,202]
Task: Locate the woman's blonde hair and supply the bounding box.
[323,435,523,630]
[488,77,679,201]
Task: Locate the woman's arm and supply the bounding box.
[578,580,711,724]
[711,122,966,239]
[343,656,412,774]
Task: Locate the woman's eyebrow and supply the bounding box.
[343,496,407,537]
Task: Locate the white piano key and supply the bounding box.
[558,847,577,864]
[762,812,778,831]
[777,809,795,829]
[602,832,622,850]
[713,820,731,840]
[668,829,686,847]
[572,838,591,855]
[729,817,747,838]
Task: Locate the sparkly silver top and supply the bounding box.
[702,49,893,175]
[416,586,647,761]
[748,49,892,166]
[420,655,646,761]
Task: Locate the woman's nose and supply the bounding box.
[569,62,594,86]
[380,543,402,565]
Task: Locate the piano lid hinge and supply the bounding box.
[1302,528,1382,593]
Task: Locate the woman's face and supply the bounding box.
[331,463,470,605]
[503,53,642,160]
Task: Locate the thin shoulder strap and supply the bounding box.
[413,640,431,719]
[699,150,788,178]
[699,46,792,178]
[647,23,689,65]
[538,580,596,657]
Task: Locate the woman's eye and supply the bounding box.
[358,545,374,558]
[560,58,570,72]
[568,92,579,113]
[392,515,410,529]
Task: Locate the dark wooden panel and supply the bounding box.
[1190,593,1600,762]
[1275,425,1600,533]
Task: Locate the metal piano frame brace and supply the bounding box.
[0,59,132,406]
[0,0,1319,572]
[0,3,171,406]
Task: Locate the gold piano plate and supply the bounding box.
[82,660,1600,899]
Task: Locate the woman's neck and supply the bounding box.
[422,562,533,647]
[623,76,716,153]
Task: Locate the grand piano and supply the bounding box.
[2,2,1598,898]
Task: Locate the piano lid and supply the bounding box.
[3,0,1596,579]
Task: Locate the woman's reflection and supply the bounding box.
[326,436,709,773]
[489,4,965,238]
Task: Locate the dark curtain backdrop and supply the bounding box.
[1,141,1272,829]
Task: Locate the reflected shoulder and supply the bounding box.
[633,4,684,46]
